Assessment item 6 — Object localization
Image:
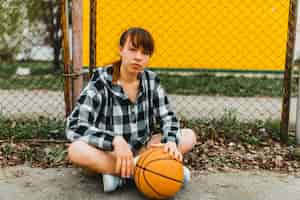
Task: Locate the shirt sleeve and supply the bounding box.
[65,83,115,151]
[152,76,181,145]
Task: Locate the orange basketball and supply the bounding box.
[134,147,184,199]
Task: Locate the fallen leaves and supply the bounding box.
[1,129,300,174]
[184,134,300,173]
[0,142,70,168]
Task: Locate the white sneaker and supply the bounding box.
[102,174,123,192]
[183,166,191,186]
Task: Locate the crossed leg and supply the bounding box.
[67,128,196,175]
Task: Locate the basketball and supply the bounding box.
[134,147,184,199]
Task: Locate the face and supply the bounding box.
[119,37,150,74]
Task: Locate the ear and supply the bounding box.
[119,46,123,56]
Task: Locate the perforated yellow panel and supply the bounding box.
[83,0,290,71]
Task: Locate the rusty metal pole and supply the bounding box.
[72,0,84,107]
[280,0,298,143]
[297,66,300,143]
[89,0,97,79]
[61,0,72,117]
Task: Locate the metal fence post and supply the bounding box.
[61,0,72,117]
[297,67,300,143]
[72,0,84,107]
[89,0,97,79]
[281,0,298,143]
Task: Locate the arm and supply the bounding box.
[152,76,181,145]
[65,83,115,151]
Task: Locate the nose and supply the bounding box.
[135,50,143,60]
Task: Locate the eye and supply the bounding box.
[129,47,137,51]
[143,50,150,55]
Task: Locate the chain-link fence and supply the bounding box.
[0,0,298,129]
[0,0,65,120]
[84,0,298,125]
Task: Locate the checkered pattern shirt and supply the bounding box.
[65,66,181,153]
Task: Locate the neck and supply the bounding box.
[119,64,139,83]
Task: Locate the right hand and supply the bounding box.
[112,136,134,178]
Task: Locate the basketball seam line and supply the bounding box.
[142,164,168,198]
[136,164,183,184]
[143,157,183,183]
[137,148,155,187]
[138,149,164,198]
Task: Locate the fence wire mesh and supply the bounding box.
[0,0,65,120]
[85,0,298,123]
[0,0,298,126]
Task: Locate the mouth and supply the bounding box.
[131,63,142,68]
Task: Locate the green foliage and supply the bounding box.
[182,111,290,145]
[159,73,286,97]
[0,61,54,77]
[25,0,60,44]
[0,61,63,91]
[0,62,296,97]
[263,119,281,140]
[0,0,61,62]
[0,76,63,91]
[0,117,65,140]
[0,0,26,61]
[44,146,68,164]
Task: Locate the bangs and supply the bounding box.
[127,28,154,55]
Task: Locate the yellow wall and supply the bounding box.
[82,0,90,67]
[83,0,290,71]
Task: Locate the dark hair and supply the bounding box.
[112,27,154,82]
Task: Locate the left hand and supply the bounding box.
[150,141,183,161]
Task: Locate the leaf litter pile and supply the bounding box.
[1,119,300,174]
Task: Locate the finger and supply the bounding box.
[166,144,173,155]
[175,151,181,161]
[172,150,178,160]
[115,157,121,174]
[121,158,126,178]
[126,157,132,178]
[131,159,135,176]
[171,148,177,158]
[130,157,134,176]
[164,144,169,153]
[173,149,177,158]
[168,148,174,157]
[150,143,164,148]
[130,158,134,176]
[178,152,183,162]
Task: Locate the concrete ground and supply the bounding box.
[1,165,300,200]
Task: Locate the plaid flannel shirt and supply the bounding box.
[65,66,181,153]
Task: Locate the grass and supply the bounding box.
[182,110,295,146]
[0,62,298,97]
[0,113,297,169]
[0,117,65,140]
[0,110,294,145]
[0,61,56,78]
[159,73,298,97]
[0,61,63,91]
[0,76,63,91]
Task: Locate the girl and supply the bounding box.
[66,27,196,192]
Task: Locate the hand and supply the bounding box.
[150,141,183,161]
[112,136,134,178]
